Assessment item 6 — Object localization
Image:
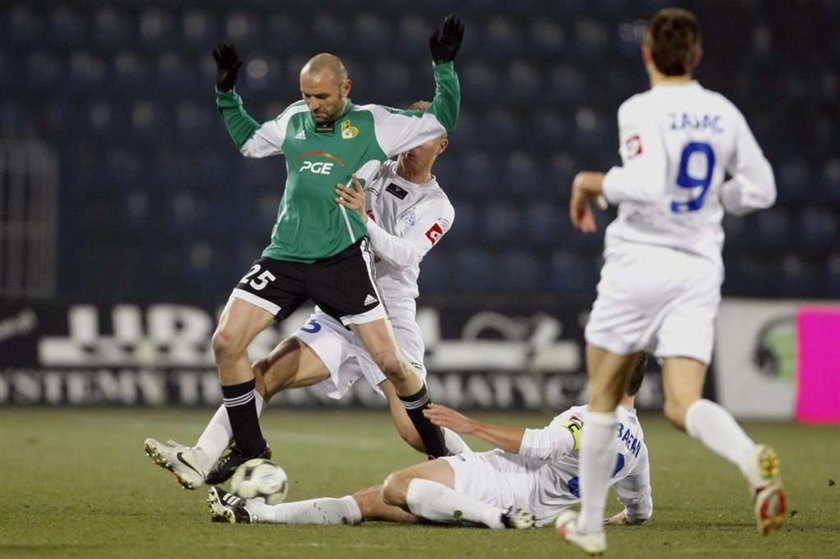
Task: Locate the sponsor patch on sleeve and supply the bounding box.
[624,134,643,160]
[425,223,444,245]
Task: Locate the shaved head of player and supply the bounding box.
[300,53,351,123]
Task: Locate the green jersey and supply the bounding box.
[216,62,460,263]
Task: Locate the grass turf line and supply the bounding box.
[0,408,838,558]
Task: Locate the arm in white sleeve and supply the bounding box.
[613,449,653,524]
[239,102,309,158]
[365,219,424,267]
[601,102,668,205]
[366,198,454,267]
[720,111,776,216]
[518,411,581,462]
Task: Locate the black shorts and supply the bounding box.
[231,238,385,325]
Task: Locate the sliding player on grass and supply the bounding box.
[145,101,470,488]
[207,359,652,531]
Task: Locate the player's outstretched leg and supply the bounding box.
[666,358,786,535]
[243,495,364,525]
[144,438,209,490]
[145,386,269,489]
[382,461,535,530]
[399,478,533,529]
[352,320,450,457]
[208,298,275,483]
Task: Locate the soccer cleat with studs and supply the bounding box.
[755,482,786,535]
[501,507,536,529]
[555,509,607,556]
[207,486,254,524]
[749,445,786,535]
[205,443,272,486]
[144,438,206,490]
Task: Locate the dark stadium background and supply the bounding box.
[0,0,837,413]
[2,0,836,302]
[2,3,839,557]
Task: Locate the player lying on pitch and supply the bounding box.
[144,101,470,489]
[207,358,652,530]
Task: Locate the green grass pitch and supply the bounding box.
[1,407,838,558]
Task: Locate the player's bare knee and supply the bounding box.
[381,472,409,506]
[211,328,242,362]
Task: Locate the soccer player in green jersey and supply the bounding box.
[199,15,464,484]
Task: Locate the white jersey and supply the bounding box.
[300,159,452,397]
[446,404,652,526]
[364,159,454,318]
[601,81,776,267]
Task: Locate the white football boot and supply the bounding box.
[746,444,786,535]
[555,510,606,556]
[144,438,208,490]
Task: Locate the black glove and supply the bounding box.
[212,43,242,92]
[429,14,465,64]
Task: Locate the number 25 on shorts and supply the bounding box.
[240,264,277,291]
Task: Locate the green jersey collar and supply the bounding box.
[311,100,355,133]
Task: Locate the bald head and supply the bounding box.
[301,53,348,83]
[299,53,352,123]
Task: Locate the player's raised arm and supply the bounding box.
[426,15,464,135]
[213,44,289,157]
[720,110,776,215]
[369,15,464,158]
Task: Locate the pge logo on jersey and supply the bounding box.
[296,151,345,175]
[300,161,334,175]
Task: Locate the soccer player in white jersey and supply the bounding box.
[207,360,652,530]
[556,8,784,554]
[144,101,470,488]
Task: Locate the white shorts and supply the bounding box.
[443,450,567,527]
[293,309,426,399]
[585,244,722,365]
